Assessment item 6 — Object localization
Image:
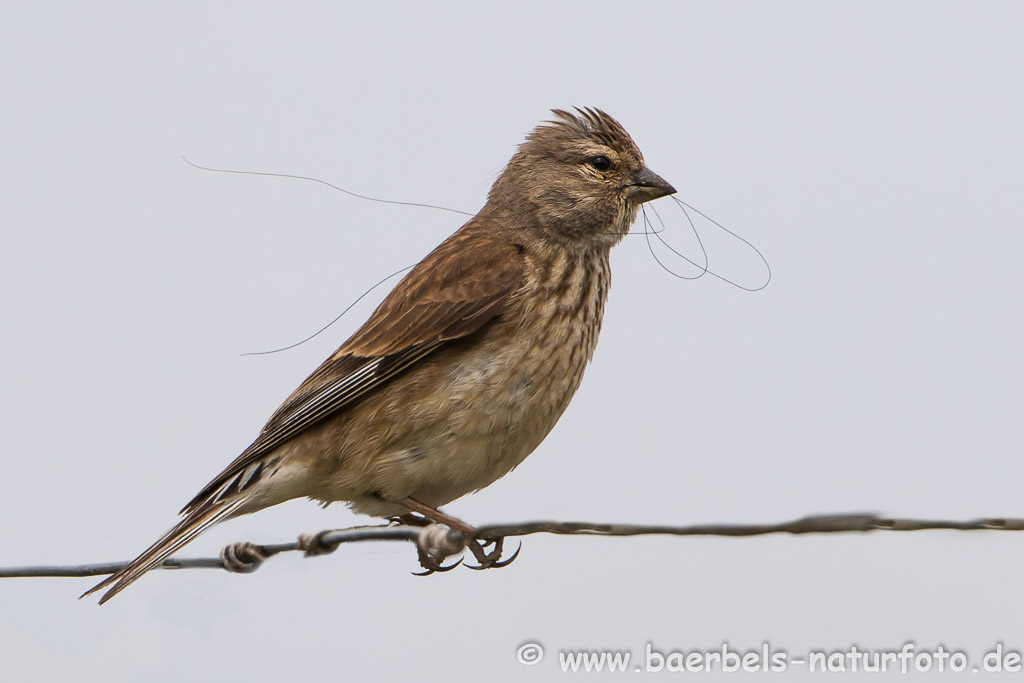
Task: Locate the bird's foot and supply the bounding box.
[397,497,521,572]
[412,548,463,576]
[465,536,522,570]
[411,523,466,576]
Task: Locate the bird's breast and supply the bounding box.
[439,248,612,470]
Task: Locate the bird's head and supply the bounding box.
[487,108,675,248]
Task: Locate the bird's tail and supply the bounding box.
[80,498,245,604]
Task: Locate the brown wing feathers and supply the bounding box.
[181,228,524,514]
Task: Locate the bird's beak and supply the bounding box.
[628,166,676,203]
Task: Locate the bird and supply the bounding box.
[82,107,676,603]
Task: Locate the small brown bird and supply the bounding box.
[83,108,675,603]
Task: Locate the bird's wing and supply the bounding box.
[181,228,526,514]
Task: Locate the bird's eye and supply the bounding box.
[588,156,612,171]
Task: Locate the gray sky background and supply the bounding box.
[3,2,1023,680]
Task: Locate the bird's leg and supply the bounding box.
[399,497,477,535]
[399,497,521,570]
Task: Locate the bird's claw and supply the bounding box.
[465,537,521,570]
[412,551,463,576]
[490,542,522,568]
